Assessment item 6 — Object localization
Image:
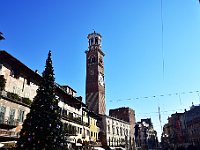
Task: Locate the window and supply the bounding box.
[68,112,73,119]
[108,125,110,133]
[91,131,93,137]
[126,129,128,135]
[27,78,30,85]
[18,110,25,122]
[10,70,14,77]
[0,106,6,122]
[117,127,119,135]
[77,127,79,134]
[62,109,67,116]
[10,69,19,79]
[8,109,15,125]
[120,127,123,136]
[99,57,103,64]
[0,64,2,74]
[80,128,82,134]
[95,37,98,44]
[87,130,90,136]
[91,57,95,63]
[91,38,94,45]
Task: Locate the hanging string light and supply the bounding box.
[107,90,200,102]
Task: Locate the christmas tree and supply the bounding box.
[17,51,64,150]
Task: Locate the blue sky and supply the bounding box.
[1,0,200,139]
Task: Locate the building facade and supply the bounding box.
[109,107,136,149]
[135,118,158,150]
[185,105,200,147]
[85,31,106,115]
[56,85,87,148]
[161,104,200,149]
[101,114,130,149]
[0,50,40,144]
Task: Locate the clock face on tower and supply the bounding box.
[98,74,104,86]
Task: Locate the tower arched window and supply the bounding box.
[88,55,96,64]
[91,57,95,63]
[89,40,91,46]
[91,38,94,45]
[95,37,98,44]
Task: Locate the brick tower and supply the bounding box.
[85,31,106,115]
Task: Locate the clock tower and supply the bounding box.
[85,31,106,115]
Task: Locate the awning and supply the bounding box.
[76,143,82,146]
[0,143,4,148]
[93,147,105,150]
[0,141,17,148]
[66,140,75,144]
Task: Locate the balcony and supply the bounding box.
[62,114,83,125]
[63,123,77,136]
[0,118,18,130]
[83,122,89,127]
[0,90,32,107]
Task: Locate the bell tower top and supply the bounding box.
[87,31,102,47]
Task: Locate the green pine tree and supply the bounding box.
[17,51,65,150]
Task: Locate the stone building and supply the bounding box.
[185,104,200,147]
[100,114,130,149]
[109,107,136,149]
[56,84,88,148]
[168,113,184,147]
[135,118,158,150]
[87,110,100,143]
[161,104,200,149]
[0,50,40,145]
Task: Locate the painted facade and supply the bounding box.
[0,50,40,142]
[101,114,130,148]
[109,107,136,149]
[88,111,100,143]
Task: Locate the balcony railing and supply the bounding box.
[63,124,77,136]
[0,118,18,129]
[62,114,83,125]
[83,122,89,127]
[0,90,32,106]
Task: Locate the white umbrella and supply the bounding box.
[0,143,4,148]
